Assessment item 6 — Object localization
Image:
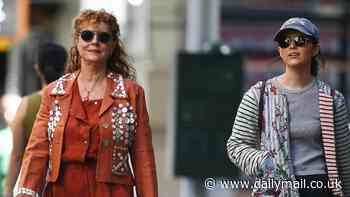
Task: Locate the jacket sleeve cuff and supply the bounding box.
[14,187,40,197]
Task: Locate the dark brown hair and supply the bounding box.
[310,49,325,77]
[66,9,135,79]
[37,42,67,83]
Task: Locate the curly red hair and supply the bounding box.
[66,9,135,80]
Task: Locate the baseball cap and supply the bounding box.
[273,17,320,42]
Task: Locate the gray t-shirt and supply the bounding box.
[273,77,326,176]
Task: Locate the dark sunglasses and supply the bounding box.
[80,30,112,44]
[278,35,312,48]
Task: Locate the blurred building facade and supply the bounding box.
[1,0,185,196]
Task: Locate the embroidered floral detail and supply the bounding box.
[111,147,129,175]
[271,85,277,95]
[108,72,127,98]
[14,187,40,197]
[254,81,298,196]
[111,102,137,146]
[111,102,137,175]
[51,73,77,95]
[47,99,62,171]
[51,75,66,95]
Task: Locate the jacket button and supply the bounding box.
[102,139,110,147]
[101,122,109,129]
[83,140,88,144]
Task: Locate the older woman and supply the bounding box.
[15,9,157,197]
[227,17,350,196]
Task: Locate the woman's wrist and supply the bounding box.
[260,151,276,176]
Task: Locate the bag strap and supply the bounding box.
[257,81,266,148]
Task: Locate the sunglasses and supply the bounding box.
[278,35,312,48]
[80,30,112,44]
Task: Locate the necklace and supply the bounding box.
[81,73,104,101]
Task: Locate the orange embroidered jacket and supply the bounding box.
[15,72,158,197]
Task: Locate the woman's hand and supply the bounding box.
[257,154,282,195]
[261,155,277,177]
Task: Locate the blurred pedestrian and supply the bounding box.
[227,17,350,196]
[3,42,67,197]
[15,9,157,197]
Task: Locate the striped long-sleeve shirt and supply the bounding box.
[226,79,350,197]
